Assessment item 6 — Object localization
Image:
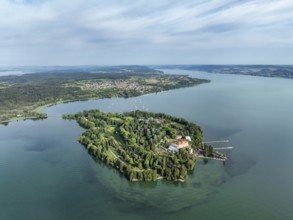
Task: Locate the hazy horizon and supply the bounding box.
[1,0,293,66]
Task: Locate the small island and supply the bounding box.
[63,110,226,182]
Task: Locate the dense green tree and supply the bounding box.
[66,109,211,182]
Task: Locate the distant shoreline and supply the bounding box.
[153,65,293,79]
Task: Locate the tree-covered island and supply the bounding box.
[0,66,209,123]
[63,110,226,182]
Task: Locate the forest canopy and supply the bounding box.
[63,109,204,182]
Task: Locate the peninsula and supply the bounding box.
[152,65,293,79]
[63,110,225,182]
[0,66,209,124]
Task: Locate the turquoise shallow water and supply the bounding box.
[1,70,293,220]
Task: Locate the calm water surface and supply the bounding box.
[1,70,293,220]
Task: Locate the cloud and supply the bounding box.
[1,0,293,65]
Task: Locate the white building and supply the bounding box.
[187,147,194,154]
[168,145,179,153]
[185,136,191,142]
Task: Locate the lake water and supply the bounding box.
[1,70,293,220]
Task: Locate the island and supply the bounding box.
[0,66,209,124]
[63,110,226,182]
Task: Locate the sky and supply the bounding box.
[1,0,293,65]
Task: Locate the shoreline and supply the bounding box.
[0,93,129,124]
[1,80,208,125]
[0,102,58,124]
[0,70,209,125]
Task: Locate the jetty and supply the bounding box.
[197,140,233,161]
[197,155,227,161]
[214,146,233,150]
[202,140,229,144]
